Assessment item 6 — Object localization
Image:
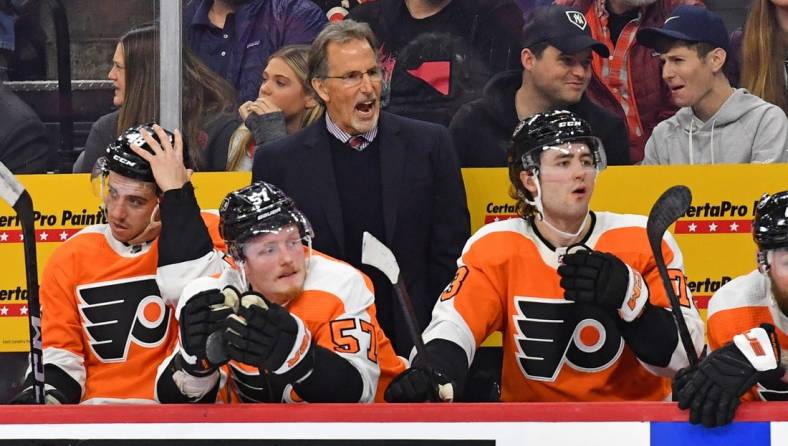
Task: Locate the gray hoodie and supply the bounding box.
[642,89,788,165]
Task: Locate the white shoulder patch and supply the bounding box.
[707,270,770,319]
[304,253,374,312]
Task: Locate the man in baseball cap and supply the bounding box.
[637,6,788,165]
[449,5,630,169]
[522,5,609,58]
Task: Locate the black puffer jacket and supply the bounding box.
[449,69,631,167]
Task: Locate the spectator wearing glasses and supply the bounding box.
[252,20,470,356]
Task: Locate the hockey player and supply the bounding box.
[385,110,704,403]
[157,181,406,403]
[13,124,227,404]
[673,191,788,427]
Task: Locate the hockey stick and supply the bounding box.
[0,162,45,403]
[361,232,430,364]
[646,185,699,368]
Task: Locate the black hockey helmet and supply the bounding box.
[753,191,788,252]
[101,123,190,183]
[511,110,606,171]
[219,181,314,260]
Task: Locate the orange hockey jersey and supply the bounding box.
[706,269,788,401]
[169,249,406,403]
[423,212,704,402]
[40,212,226,404]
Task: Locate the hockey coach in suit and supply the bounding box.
[252,20,470,355]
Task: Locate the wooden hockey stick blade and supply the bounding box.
[646,185,699,367]
[361,232,430,362]
[0,162,45,403]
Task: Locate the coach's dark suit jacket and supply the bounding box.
[252,111,470,354]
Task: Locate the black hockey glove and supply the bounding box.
[10,387,69,405]
[178,286,239,373]
[384,367,455,403]
[558,250,648,322]
[674,324,781,427]
[224,293,314,383]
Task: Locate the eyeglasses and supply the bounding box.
[322,67,383,87]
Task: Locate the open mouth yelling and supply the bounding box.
[355,99,376,117]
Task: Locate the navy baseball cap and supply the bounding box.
[522,5,610,58]
[636,6,730,53]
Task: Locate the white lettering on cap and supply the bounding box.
[565,11,587,31]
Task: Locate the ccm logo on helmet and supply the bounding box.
[112,154,137,167]
[77,276,171,363]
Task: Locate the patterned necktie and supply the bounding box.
[348,136,366,151]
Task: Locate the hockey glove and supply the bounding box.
[675,324,781,427]
[10,387,69,405]
[224,293,314,383]
[384,367,455,403]
[558,250,649,322]
[177,286,239,373]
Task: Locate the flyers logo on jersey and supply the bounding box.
[77,276,171,363]
[513,296,624,381]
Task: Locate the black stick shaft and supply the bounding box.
[13,191,45,403]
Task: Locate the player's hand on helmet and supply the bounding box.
[384,367,455,403]
[130,124,190,192]
[224,292,314,382]
[674,324,781,427]
[558,250,648,322]
[178,286,240,373]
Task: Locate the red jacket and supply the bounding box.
[555,0,704,163]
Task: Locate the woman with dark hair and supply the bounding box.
[226,45,324,170]
[74,24,239,173]
[734,0,788,113]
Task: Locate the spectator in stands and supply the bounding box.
[0,81,49,173]
[252,20,470,355]
[673,190,788,427]
[348,0,524,126]
[637,6,788,164]
[311,1,367,22]
[730,0,788,113]
[228,45,324,170]
[184,0,326,103]
[450,5,630,167]
[74,24,240,173]
[0,1,14,80]
[555,0,701,163]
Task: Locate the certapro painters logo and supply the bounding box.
[483,201,519,224]
[0,207,106,244]
[673,200,757,234]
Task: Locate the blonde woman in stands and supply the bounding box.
[228,45,324,170]
[737,0,788,113]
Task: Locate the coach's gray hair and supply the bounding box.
[307,20,378,84]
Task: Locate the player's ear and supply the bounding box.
[520,170,538,198]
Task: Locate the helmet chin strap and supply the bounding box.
[525,173,590,245]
